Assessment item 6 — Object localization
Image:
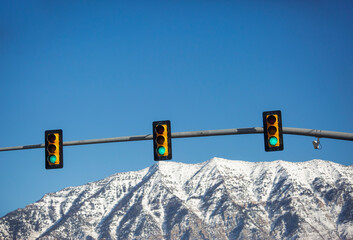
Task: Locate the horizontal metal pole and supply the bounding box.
[172,127,264,138]
[283,127,353,141]
[0,127,352,152]
[0,144,45,152]
[64,134,153,146]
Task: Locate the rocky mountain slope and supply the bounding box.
[0,158,352,239]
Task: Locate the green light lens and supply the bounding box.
[269,137,278,146]
[48,155,57,163]
[157,146,166,155]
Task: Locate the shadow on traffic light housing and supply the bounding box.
[45,129,63,169]
[263,111,283,152]
[153,120,172,161]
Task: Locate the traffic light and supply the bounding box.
[263,111,283,152]
[45,129,63,169]
[153,120,172,161]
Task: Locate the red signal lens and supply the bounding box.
[156,125,165,134]
[47,134,56,143]
[267,115,276,124]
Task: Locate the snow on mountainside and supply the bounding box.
[0,158,352,240]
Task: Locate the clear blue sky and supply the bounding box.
[1,1,352,217]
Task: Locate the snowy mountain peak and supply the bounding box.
[0,158,352,239]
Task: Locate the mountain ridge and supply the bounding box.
[0,158,352,239]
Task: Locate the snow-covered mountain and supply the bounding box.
[0,158,352,240]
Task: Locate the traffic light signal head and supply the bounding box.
[153,120,172,161]
[263,111,283,152]
[45,129,63,169]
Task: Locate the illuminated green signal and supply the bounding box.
[269,136,278,146]
[48,155,57,163]
[157,146,166,155]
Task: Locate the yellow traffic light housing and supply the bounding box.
[45,129,63,169]
[153,120,172,161]
[263,111,283,152]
